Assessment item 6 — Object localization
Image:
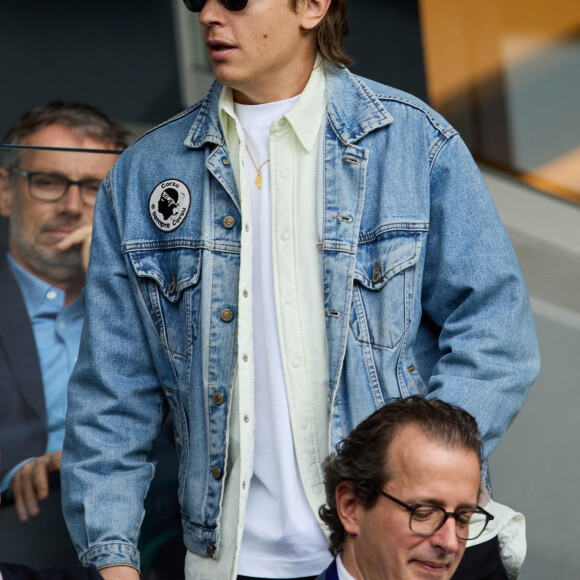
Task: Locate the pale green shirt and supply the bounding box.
[185,59,330,579]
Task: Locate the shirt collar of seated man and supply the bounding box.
[0,111,122,308]
[320,396,490,580]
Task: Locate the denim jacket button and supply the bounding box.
[220,308,234,322]
[212,466,223,479]
[223,216,235,229]
[212,392,224,405]
[206,544,215,557]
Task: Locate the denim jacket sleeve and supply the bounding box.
[61,175,167,572]
[420,134,540,458]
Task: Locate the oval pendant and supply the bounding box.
[255,173,262,189]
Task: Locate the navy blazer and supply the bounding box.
[315,559,339,580]
[0,254,46,482]
[0,563,102,579]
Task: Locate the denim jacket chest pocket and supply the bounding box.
[350,230,420,349]
[127,247,202,361]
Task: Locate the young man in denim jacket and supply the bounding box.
[61,1,540,579]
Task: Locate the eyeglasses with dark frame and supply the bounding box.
[372,488,494,541]
[11,168,102,207]
[183,0,249,13]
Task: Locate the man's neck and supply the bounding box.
[62,281,84,308]
[336,553,359,580]
[8,252,84,308]
[231,51,318,105]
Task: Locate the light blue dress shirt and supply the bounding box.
[0,254,84,492]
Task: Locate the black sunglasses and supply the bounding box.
[183,0,248,12]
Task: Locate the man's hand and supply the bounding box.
[9,450,62,522]
[98,566,140,580]
[56,224,93,274]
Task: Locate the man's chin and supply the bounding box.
[34,252,84,282]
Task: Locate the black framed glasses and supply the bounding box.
[372,488,494,541]
[11,168,101,207]
[183,0,249,12]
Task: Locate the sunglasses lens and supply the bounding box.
[222,0,248,10]
[183,0,206,11]
[183,0,248,11]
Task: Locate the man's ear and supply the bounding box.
[335,480,362,536]
[0,168,13,218]
[300,0,332,32]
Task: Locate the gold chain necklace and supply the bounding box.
[245,144,270,190]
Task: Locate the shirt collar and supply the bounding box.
[284,55,326,151]
[218,86,237,143]
[7,253,84,318]
[218,53,327,153]
[7,253,65,315]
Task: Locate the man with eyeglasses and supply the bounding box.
[317,396,494,580]
[62,1,538,579]
[0,101,127,566]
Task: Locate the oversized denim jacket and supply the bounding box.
[62,66,540,570]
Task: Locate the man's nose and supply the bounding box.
[57,183,84,214]
[199,0,225,25]
[431,517,461,554]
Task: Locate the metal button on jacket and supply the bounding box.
[220,308,234,322]
[212,466,223,479]
[223,216,235,229]
[206,545,215,557]
[372,261,382,284]
[212,392,224,405]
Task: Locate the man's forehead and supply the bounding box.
[17,126,117,177]
[385,423,481,505]
[388,422,476,460]
[19,123,92,145]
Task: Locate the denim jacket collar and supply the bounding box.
[182,66,394,152]
[324,65,394,144]
[184,81,225,150]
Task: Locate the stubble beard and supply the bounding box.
[9,211,85,287]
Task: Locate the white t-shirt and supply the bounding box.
[336,553,357,580]
[234,95,330,577]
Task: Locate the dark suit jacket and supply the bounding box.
[315,541,509,580]
[0,563,102,580]
[315,559,338,580]
[0,253,47,482]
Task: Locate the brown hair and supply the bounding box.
[292,0,353,68]
[318,396,482,556]
[2,101,129,174]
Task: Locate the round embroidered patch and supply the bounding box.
[149,179,191,232]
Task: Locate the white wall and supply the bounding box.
[483,168,580,580]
